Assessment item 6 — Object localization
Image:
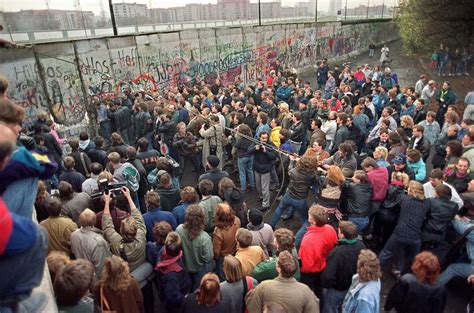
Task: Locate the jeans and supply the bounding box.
[323,288,347,313]
[99,120,111,142]
[215,256,225,282]
[379,234,421,272]
[237,156,254,191]
[270,192,308,228]
[301,272,323,303]
[0,225,48,305]
[270,164,279,188]
[438,263,474,285]
[369,48,374,57]
[255,171,271,208]
[3,177,39,219]
[188,262,212,292]
[131,191,141,212]
[296,221,309,249]
[348,216,369,233]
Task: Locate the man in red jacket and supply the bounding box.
[298,204,338,301]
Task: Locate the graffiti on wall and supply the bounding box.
[0,21,398,132]
[0,59,49,128]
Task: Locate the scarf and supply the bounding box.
[155,250,183,274]
[79,139,90,151]
[247,222,264,231]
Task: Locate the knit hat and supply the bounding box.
[207,155,220,168]
[248,209,263,226]
[223,187,244,208]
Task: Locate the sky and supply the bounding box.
[0,0,394,12]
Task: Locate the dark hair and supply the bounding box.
[199,179,214,196]
[54,259,94,306]
[446,140,464,158]
[58,181,74,201]
[0,99,25,124]
[126,146,137,159]
[312,118,322,128]
[47,198,63,217]
[277,250,298,278]
[137,137,148,151]
[429,168,444,180]
[89,162,103,175]
[435,184,451,200]
[79,132,89,141]
[93,136,104,148]
[339,221,358,239]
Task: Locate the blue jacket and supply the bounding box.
[171,203,190,226]
[276,86,292,102]
[407,159,426,182]
[343,274,381,313]
[255,123,271,139]
[156,256,192,312]
[143,207,177,242]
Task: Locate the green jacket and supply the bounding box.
[436,88,456,106]
[102,204,146,272]
[176,224,213,273]
[252,248,301,282]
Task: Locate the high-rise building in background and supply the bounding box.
[328,0,342,15]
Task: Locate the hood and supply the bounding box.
[79,139,90,150]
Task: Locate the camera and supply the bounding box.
[90,181,128,213]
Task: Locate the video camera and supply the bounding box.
[165,155,181,178]
[90,180,129,213]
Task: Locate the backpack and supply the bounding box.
[242,276,254,313]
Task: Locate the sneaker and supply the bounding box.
[276,195,283,201]
[259,206,270,212]
[281,213,294,221]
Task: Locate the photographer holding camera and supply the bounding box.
[200,115,225,171]
[102,186,146,273]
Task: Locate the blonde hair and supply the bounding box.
[120,216,138,241]
[374,146,388,161]
[401,115,414,128]
[101,255,132,294]
[79,208,96,228]
[357,249,381,282]
[408,180,425,200]
[279,102,289,113]
[223,255,244,283]
[391,172,410,188]
[47,251,71,283]
[308,204,328,227]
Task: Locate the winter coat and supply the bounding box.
[40,216,77,256]
[200,124,225,170]
[407,159,427,182]
[289,121,305,143]
[384,273,446,313]
[343,182,373,217]
[321,239,366,291]
[299,224,338,273]
[287,167,317,200]
[248,141,278,174]
[330,125,350,155]
[102,204,146,272]
[61,192,93,227]
[70,227,112,277]
[155,254,191,312]
[245,276,320,313]
[422,198,458,243]
[176,224,213,273]
[199,169,229,196]
[213,217,241,258]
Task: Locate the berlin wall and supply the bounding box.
[0,20,398,137]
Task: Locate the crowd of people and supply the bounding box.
[0,45,474,313]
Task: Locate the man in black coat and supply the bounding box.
[422,184,458,245]
[198,155,229,196]
[248,131,278,211]
[408,124,431,161]
[387,154,416,182]
[321,221,365,312]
